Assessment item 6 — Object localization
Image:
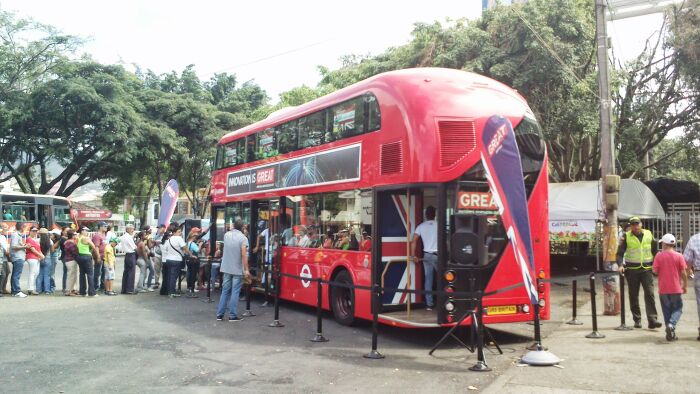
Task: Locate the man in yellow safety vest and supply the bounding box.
[617,217,662,329]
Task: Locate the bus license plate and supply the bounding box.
[488,305,517,315]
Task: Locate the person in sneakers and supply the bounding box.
[216,219,250,322]
[91,222,108,292]
[682,231,700,341]
[25,227,45,295]
[0,223,9,297]
[63,230,79,295]
[162,224,192,297]
[652,234,688,341]
[103,237,118,295]
[10,222,31,298]
[76,227,98,297]
[617,217,662,329]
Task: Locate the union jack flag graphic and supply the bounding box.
[379,192,423,305]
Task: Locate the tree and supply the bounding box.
[0,9,80,182]
[668,0,700,89]
[2,61,154,196]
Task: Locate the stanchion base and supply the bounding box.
[268,320,285,328]
[585,331,605,339]
[201,298,215,303]
[526,342,548,351]
[363,350,385,359]
[566,319,583,325]
[468,361,492,372]
[521,349,561,366]
[614,324,633,331]
[241,310,256,317]
[310,333,329,342]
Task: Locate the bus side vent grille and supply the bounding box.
[380,141,403,175]
[439,120,476,167]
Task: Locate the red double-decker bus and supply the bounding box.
[210,68,549,328]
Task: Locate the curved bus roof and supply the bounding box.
[218,67,529,145]
[211,67,537,202]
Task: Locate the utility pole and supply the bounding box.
[596,0,682,315]
[596,0,618,268]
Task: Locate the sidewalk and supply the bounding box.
[484,283,700,394]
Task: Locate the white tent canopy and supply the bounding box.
[549,179,665,221]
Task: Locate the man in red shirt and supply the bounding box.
[652,233,688,341]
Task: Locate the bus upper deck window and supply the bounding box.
[299,111,325,149]
[278,120,299,154]
[366,93,381,132]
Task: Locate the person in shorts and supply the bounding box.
[103,237,119,296]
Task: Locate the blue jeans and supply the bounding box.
[145,258,155,287]
[422,253,438,307]
[76,254,95,296]
[216,273,243,318]
[11,259,25,294]
[93,261,103,290]
[36,259,52,293]
[210,263,220,287]
[50,255,58,291]
[659,293,683,327]
[164,260,181,295]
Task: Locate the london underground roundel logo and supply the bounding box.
[300,264,312,288]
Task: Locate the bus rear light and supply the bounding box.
[538,281,545,293]
[521,304,531,314]
[444,285,455,293]
[444,270,456,282]
[444,300,455,313]
[538,298,546,308]
[538,269,546,279]
[446,315,454,323]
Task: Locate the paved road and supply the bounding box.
[1,258,572,393]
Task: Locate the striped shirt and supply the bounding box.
[682,233,700,271]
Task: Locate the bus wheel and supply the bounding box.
[331,270,355,326]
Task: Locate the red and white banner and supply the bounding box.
[72,209,112,220]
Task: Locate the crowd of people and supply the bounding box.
[0,221,214,299]
[3,214,699,342]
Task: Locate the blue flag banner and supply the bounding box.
[480,115,538,304]
[158,179,179,227]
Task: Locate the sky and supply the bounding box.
[0,0,665,102]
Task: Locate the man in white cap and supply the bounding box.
[652,233,688,341]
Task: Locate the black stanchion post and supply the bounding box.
[469,290,491,372]
[586,272,605,338]
[614,272,631,331]
[241,283,255,317]
[364,284,384,359]
[268,268,284,328]
[202,259,214,303]
[262,265,271,307]
[311,278,328,342]
[527,279,548,351]
[566,279,582,325]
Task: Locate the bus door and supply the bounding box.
[35,196,54,228]
[375,188,424,310]
[438,180,507,324]
[250,199,280,290]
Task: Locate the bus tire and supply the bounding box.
[331,270,355,326]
